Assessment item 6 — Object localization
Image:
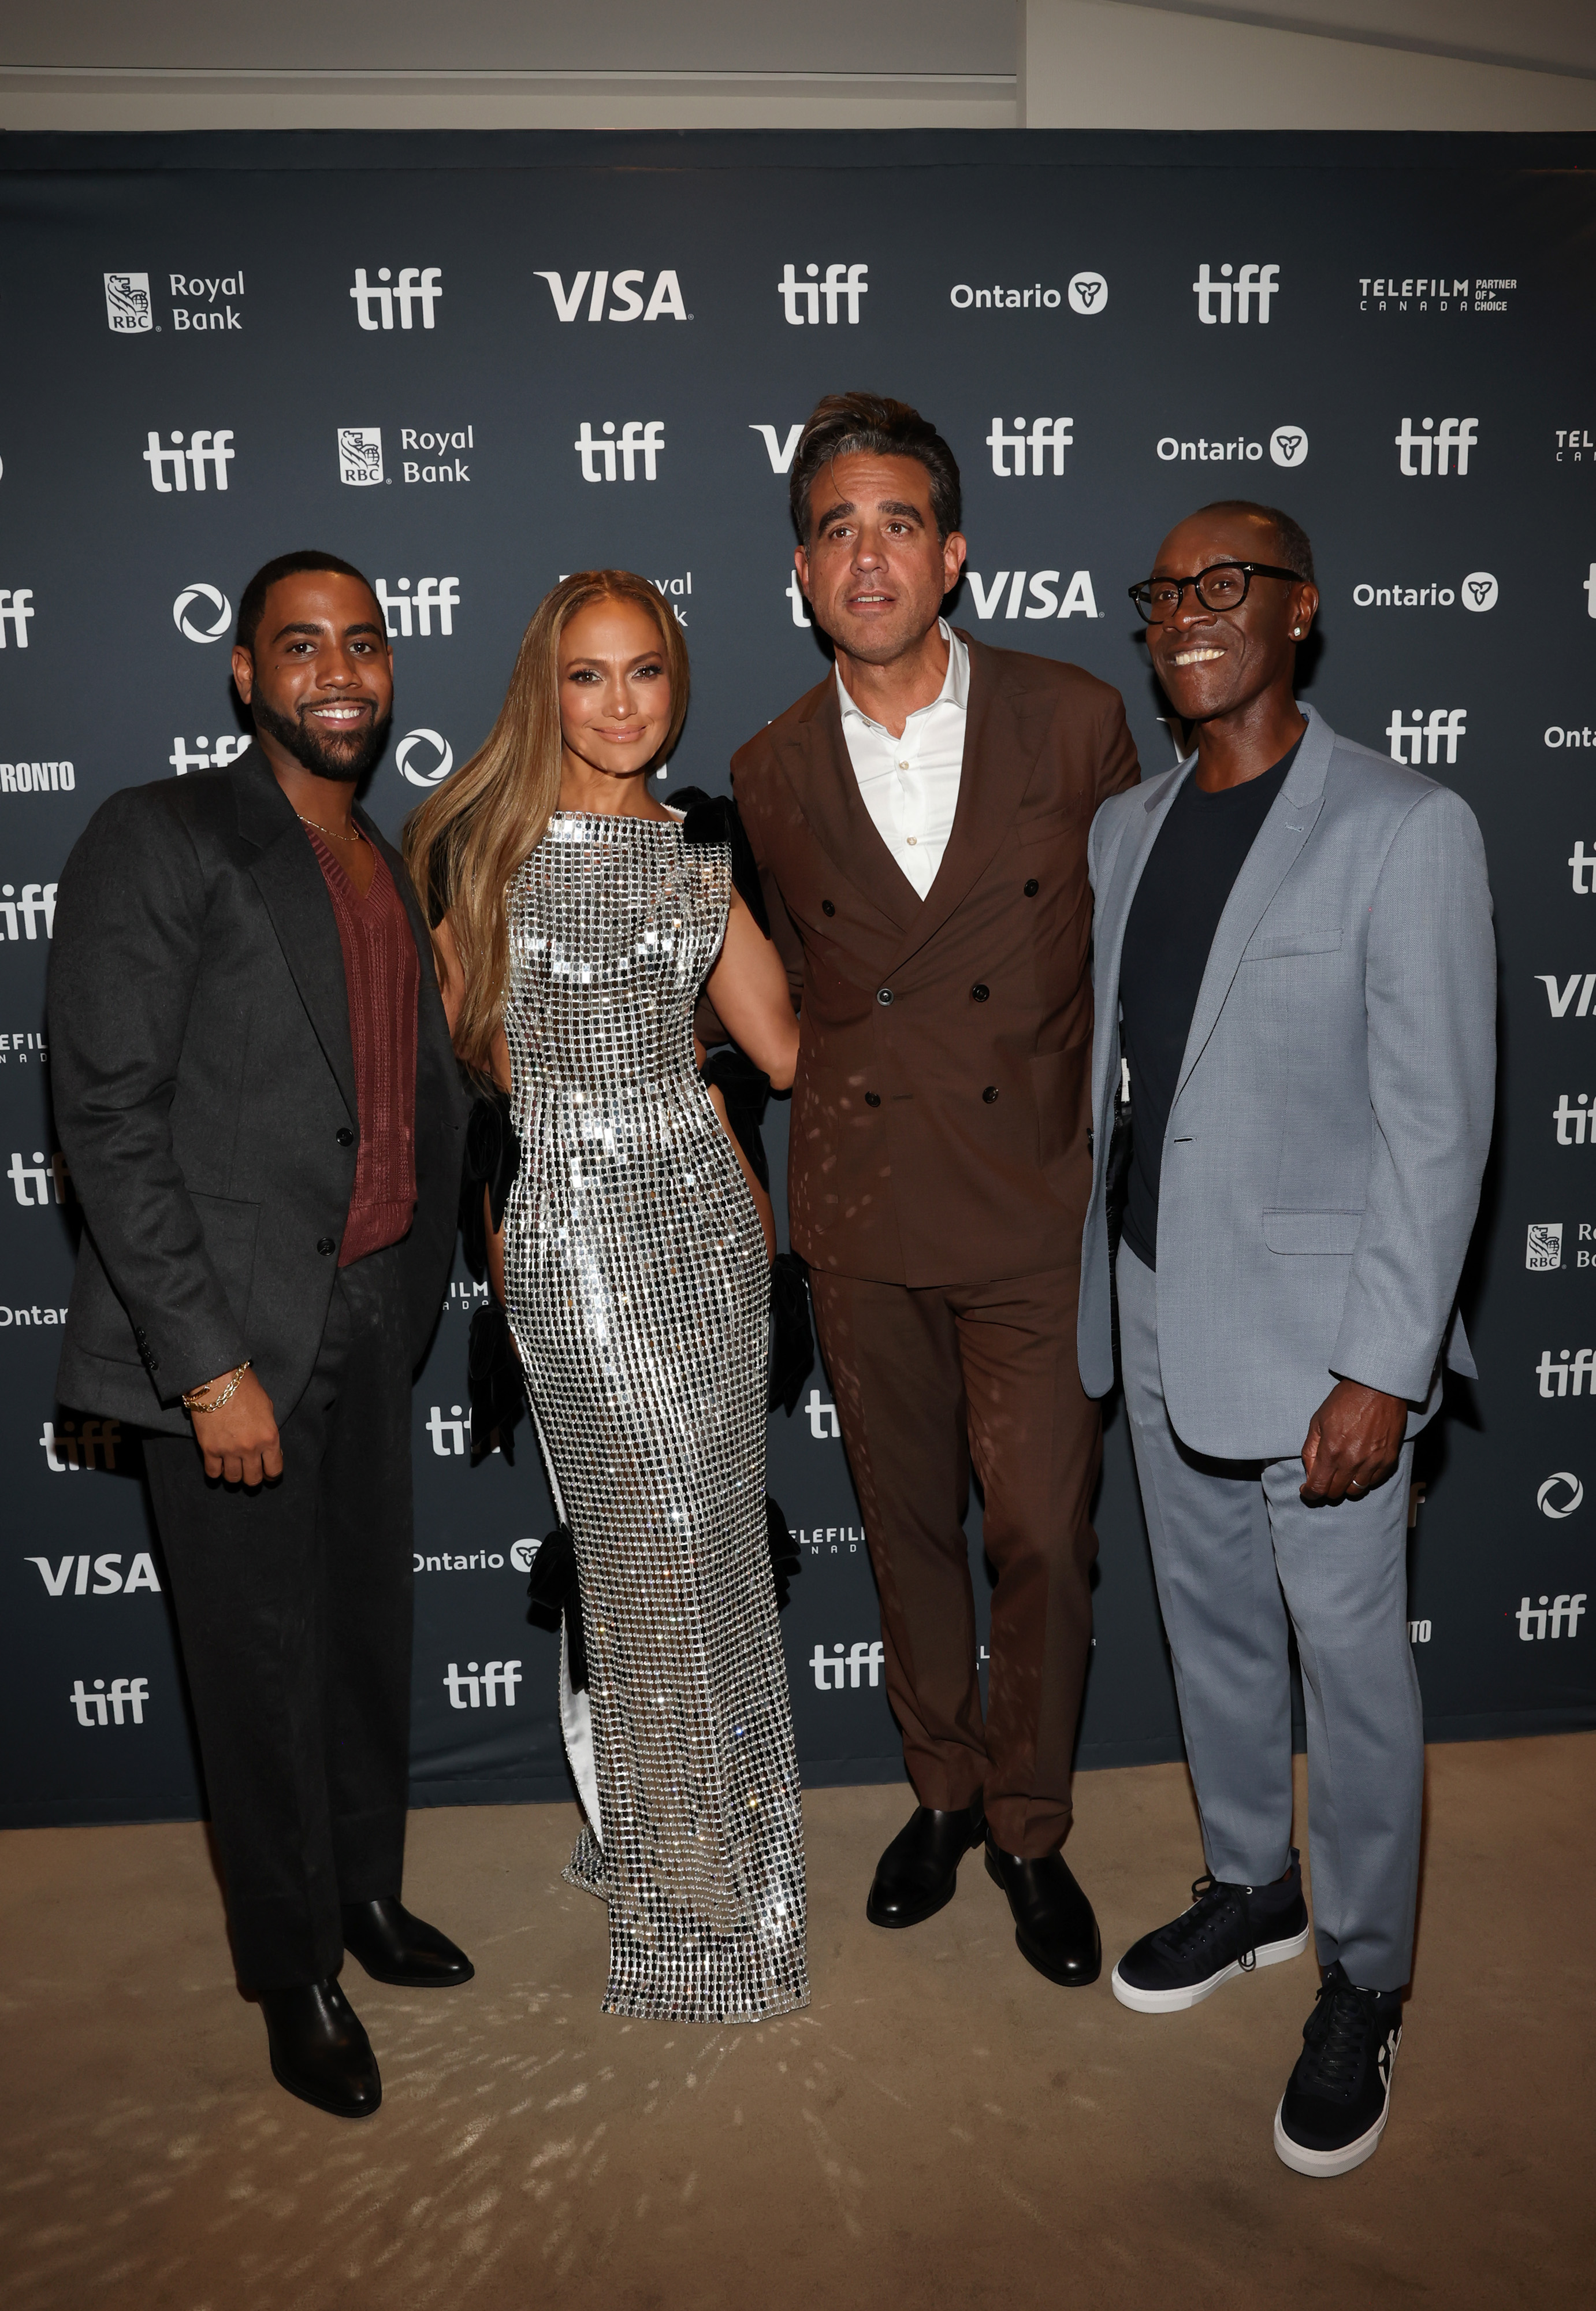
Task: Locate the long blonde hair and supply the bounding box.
[403,569,690,1077]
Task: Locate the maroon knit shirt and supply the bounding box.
[306,830,419,1266]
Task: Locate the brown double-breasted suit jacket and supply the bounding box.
[731,630,1140,1288]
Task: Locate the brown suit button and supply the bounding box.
[865,1092,881,1107]
[821,900,836,916]
[1024,878,1040,897]
[970,983,989,1002]
[982,1086,999,1104]
[876,987,893,1006]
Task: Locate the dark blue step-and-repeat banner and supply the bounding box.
[2,128,1593,1829]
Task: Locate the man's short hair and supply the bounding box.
[236,551,378,654]
[790,392,962,543]
[1195,501,1315,586]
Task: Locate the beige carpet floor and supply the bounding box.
[2,1734,1591,2311]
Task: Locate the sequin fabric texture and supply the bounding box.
[501,810,809,2023]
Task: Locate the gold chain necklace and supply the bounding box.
[297,812,364,846]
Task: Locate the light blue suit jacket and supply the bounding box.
[1077,705,1495,1460]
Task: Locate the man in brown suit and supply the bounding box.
[731,393,1139,1985]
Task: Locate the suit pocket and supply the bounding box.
[1243,926,1344,961]
[1017,805,1071,848]
[191,1191,262,1327]
[1263,1208,1364,1255]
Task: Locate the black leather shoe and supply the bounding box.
[985,1837,1102,1986]
[866,1796,986,1928]
[343,1896,475,1988]
[258,1979,382,2119]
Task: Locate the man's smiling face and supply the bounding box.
[232,569,394,783]
[1142,508,1316,728]
[795,452,966,666]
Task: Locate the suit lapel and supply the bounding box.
[883,631,1052,976]
[770,680,921,937]
[232,745,358,1123]
[1174,705,1334,1099]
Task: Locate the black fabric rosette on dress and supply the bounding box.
[525,1521,588,1692]
[458,1083,528,1465]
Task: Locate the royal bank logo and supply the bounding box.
[169,272,245,332]
[349,266,442,330]
[1191,263,1279,324]
[172,582,232,643]
[143,430,234,493]
[69,1675,150,1726]
[0,885,56,945]
[0,589,36,648]
[338,427,384,486]
[1395,418,1477,477]
[1528,1222,1564,1270]
[374,578,459,638]
[401,427,473,484]
[809,1639,885,1690]
[28,1551,161,1595]
[1385,708,1465,766]
[965,569,1100,621]
[986,417,1073,477]
[169,734,249,776]
[1515,1592,1586,1640]
[104,272,152,333]
[443,1659,523,1708]
[396,729,453,787]
[573,421,664,483]
[1353,572,1496,613]
[534,269,687,322]
[1537,1472,1583,1518]
[779,263,868,326]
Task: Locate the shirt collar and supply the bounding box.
[836,619,968,731]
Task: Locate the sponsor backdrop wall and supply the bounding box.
[2,128,1594,1831]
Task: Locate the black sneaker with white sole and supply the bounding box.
[1274,1961,1404,2178]
[1111,1849,1311,2013]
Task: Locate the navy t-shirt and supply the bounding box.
[1117,740,1301,1272]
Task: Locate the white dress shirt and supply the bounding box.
[836,619,968,901]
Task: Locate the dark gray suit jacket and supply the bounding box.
[48,744,468,1436]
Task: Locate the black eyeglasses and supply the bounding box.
[1128,561,1304,622]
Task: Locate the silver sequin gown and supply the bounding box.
[501,808,809,2023]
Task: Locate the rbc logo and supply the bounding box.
[534,269,687,322]
[350,267,442,330]
[1192,263,1279,324]
[338,427,384,486]
[143,430,234,493]
[103,272,152,332]
[778,264,868,326]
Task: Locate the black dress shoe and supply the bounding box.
[342,1896,475,1988]
[866,1796,986,1928]
[985,1836,1102,1986]
[258,1979,382,2119]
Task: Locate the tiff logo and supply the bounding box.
[810,1640,885,1690]
[1192,262,1279,324]
[42,1418,121,1472]
[805,1387,840,1440]
[1516,1592,1586,1640]
[1395,417,1478,477]
[443,1659,523,1708]
[170,735,250,776]
[426,1403,471,1456]
[1570,844,1596,894]
[779,263,868,326]
[1552,1094,1596,1145]
[987,417,1073,477]
[70,1675,149,1726]
[0,590,36,647]
[350,266,442,330]
[28,1551,161,1595]
[534,269,687,322]
[9,1148,71,1205]
[0,883,57,941]
[374,578,459,638]
[1537,1350,1596,1398]
[143,430,235,493]
[1386,708,1465,765]
[574,421,664,482]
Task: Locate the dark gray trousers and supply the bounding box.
[144,1244,414,1990]
[1117,1244,1423,1991]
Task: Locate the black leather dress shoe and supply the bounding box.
[866,1796,986,1928]
[258,1979,382,2119]
[985,1837,1102,1986]
[343,1896,475,1988]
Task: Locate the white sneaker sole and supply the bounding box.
[1273,2090,1389,2178]
[1110,1922,1312,2013]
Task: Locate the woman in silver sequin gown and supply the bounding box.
[410,572,808,2024]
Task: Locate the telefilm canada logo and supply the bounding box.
[1357,276,1515,315]
[950,272,1107,314]
[350,267,442,330]
[778,264,868,325]
[535,269,687,322]
[1191,263,1279,324]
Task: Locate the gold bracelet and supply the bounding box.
[183,1360,251,1415]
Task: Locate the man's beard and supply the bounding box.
[253,694,391,783]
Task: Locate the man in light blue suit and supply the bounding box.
[1080,501,1494,2178]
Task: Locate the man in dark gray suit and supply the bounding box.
[49,551,471,2119]
[1080,503,1494,2177]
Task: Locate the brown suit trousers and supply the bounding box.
[731,634,1139,1856]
